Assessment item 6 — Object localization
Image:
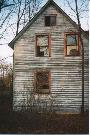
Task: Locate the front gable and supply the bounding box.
[14,5,79,59]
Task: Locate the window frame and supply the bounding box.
[34,70,51,94]
[64,32,80,56]
[36,33,51,57]
[45,15,57,26]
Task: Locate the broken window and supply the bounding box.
[36,35,50,57]
[65,33,79,56]
[35,71,50,94]
[45,16,56,26]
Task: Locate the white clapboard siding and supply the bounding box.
[13,5,89,112]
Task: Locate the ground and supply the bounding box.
[0,95,89,134]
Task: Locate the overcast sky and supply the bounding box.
[0,0,89,63]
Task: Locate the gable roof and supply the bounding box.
[9,0,88,49]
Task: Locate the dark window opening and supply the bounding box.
[45,16,56,26]
[37,46,44,56]
[45,16,50,26]
[35,71,50,94]
[65,33,79,56]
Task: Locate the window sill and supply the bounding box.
[65,55,80,57]
[35,89,50,95]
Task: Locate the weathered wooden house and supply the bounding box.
[9,0,89,113]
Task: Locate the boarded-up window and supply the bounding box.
[36,35,50,57]
[65,33,79,56]
[45,16,56,26]
[35,71,50,94]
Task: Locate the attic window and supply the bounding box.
[45,16,56,26]
[65,33,80,56]
[36,34,50,57]
[35,71,50,94]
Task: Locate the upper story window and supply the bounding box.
[45,15,56,26]
[36,34,50,57]
[35,71,50,94]
[64,33,80,56]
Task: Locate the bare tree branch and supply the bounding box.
[65,0,76,13]
[0,9,13,28]
[74,0,85,113]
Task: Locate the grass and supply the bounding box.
[0,95,89,134]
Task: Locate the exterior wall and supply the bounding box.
[13,5,89,112]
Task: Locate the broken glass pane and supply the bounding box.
[37,36,48,46]
[36,35,49,57]
[67,35,78,45]
[40,46,49,56]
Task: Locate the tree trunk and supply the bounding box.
[75,0,84,113]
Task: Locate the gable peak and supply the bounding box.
[48,0,54,3]
[48,0,53,2]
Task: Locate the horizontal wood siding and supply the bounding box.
[13,6,89,112]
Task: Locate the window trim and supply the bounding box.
[45,14,57,26]
[64,32,80,56]
[35,33,51,57]
[34,70,51,94]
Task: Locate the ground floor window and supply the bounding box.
[35,70,50,94]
